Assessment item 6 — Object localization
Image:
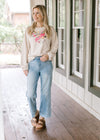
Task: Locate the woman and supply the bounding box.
[21,5,58,131]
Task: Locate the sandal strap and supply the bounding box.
[32,117,37,122]
[31,111,39,127]
[38,118,45,125]
[31,117,37,124]
[36,118,46,131]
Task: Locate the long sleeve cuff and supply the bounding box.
[21,63,28,71]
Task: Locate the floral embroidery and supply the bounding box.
[32,31,46,43]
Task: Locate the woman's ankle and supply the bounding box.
[35,110,39,117]
[39,116,45,120]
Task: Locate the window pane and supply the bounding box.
[61,53,64,64]
[61,29,64,40]
[49,0,52,25]
[74,0,79,11]
[98,65,100,82]
[76,43,79,57]
[59,0,65,27]
[80,11,84,26]
[74,13,79,26]
[76,29,80,42]
[80,0,84,10]
[74,12,84,27]
[93,0,100,87]
[72,28,84,77]
[97,0,100,26]
[94,29,100,86]
[59,1,61,26]
[74,0,84,27]
[76,58,79,72]
[57,0,65,69]
[47,0,53,25]
[99,0,100,25]
[76,29,84,45]
[77,29,84,43]
[61,42,64,52]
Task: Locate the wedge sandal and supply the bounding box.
[31,110,39,127]
[35,117,46,131]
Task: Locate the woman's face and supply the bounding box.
[32,8,43,23]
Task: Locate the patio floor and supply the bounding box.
[1,68,100,140]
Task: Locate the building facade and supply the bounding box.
[30,0,100,120]
[5,0,30,25]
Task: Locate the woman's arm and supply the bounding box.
[40,27,58,62]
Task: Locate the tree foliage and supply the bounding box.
[0,0,5,20]
[0,24,27,44]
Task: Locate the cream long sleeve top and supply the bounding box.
[21,26,58,70]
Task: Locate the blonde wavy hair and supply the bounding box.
[27,5,51,38]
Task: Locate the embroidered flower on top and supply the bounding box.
[32,31,46,43]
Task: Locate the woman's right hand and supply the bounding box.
[23,70,28,76]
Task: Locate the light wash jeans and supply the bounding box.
[26,57,53,118]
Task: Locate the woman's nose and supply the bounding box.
[33,13,37,17]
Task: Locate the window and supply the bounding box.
[46,0,53,25]
[94,0,100,87]
[57,0,65,70]
[72,0,84,78]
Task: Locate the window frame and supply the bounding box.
[69,0,86,87]
[45,0,66,75]
[88,0,100,98]
[94,0,100,88]
[55,0,66,75]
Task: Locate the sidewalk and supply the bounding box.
[0,68,100,140]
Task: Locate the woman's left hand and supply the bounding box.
[40,54,49,62]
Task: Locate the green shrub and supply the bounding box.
[0,24,27,44]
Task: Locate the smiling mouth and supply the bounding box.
[34,18,38,20]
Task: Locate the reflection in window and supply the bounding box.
[72,0,84,78]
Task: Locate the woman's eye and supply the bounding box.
[33,12,40,15]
